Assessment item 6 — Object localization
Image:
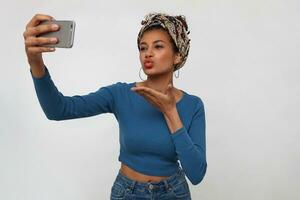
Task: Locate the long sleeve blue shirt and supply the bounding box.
[30,66,207,185]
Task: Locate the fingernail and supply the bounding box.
[52,24,59,30]
[50,38,57,42]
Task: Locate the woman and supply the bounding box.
[23,12,207,200]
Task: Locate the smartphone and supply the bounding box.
[38,20,75,48]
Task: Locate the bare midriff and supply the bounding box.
[120,163,170,183]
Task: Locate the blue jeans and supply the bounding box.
[110,167,192,200]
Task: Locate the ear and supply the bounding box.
[174,53,182,65]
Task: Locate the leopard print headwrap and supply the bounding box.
[137,12,191,71]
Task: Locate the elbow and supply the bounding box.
[45,113,62,121]
[46,115,59,121]
[42,107,65,121]
[190,161,207,185]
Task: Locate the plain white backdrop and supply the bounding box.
[0,0,299,199]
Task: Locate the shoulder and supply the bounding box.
[100,81,134,94]
[102,81,132,89]
[114,81,135,87]
[182,89,204,105]
[182,90,205,111]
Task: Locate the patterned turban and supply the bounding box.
[137,12,191,71]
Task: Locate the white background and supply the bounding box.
[0,0,299,199]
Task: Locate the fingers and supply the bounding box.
[27,46,56,54]
[136,90,150,99]
[24,34,58,55]
[134,89,158,105]
[142,89,157,99]
[25,36,58,46]
[132,86,161,98]
[26,14,54,29]
[23,23,59,38]
[23,13,58,58]
[138,90,158,107]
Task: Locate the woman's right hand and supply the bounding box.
[23,14,59,71]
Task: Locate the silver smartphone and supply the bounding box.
[38,20,75,48]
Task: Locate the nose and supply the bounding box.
[145,48,154,58]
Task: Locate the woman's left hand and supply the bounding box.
[131,83,176,114]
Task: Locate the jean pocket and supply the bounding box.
[170,180,191,199]
[110,182,126,200]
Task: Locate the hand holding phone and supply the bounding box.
[37,20,76,48]
[23,14,76,77]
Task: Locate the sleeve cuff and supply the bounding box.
[171,126,186,137]
[30,66,51,81]
[170,126,195,149]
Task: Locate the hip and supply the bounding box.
[110,166,192,200]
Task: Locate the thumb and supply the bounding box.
[166,83,173,94]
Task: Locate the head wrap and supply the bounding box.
[137,12,191,71]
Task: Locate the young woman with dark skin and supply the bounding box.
[24,14,185,183]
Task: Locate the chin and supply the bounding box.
[143,66,154,72]
[146,72,167,78]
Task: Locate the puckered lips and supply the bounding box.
[144,59,154,69]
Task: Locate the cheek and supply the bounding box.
[139,53,143,61]
[157,51,174,64]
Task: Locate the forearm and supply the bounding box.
[171,127,207,185]
[29,59,46,78]
[164,106,207,185]
[163,107,183,134]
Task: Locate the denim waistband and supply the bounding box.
[116,167,185,192]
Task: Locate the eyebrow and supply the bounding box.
[139,40,166,46]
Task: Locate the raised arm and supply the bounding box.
[24,14,119,120]
[30,66,119,120]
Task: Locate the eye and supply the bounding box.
[139,45,163,52]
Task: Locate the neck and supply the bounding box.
[144,72,173,93]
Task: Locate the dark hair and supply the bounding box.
[138,24,179,54]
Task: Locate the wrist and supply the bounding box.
[163,107,183,134]
[28,58,44,68]
[163,107,177,117]
[29,60,46,78]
